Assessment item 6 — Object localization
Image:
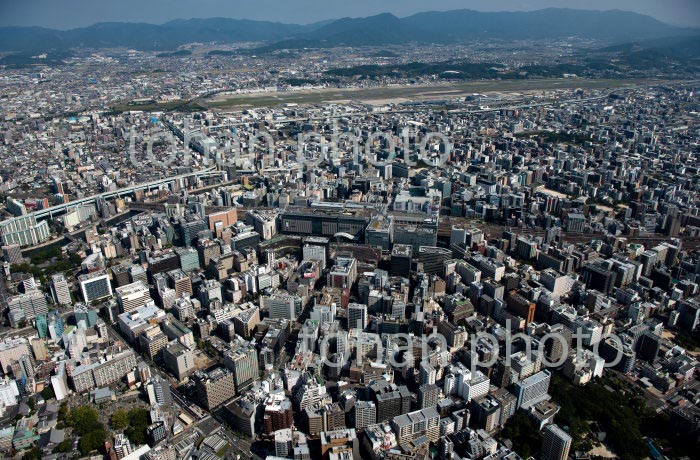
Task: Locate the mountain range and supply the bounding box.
[0,8,697,53]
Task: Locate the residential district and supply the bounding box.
[0,45,700,460]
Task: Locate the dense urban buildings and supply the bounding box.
[0,2,698,460]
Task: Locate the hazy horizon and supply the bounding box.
[1,0,699,30]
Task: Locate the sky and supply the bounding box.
[1,0,699,29]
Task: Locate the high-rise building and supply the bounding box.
[541,424,572,460]
[418,246,452,275]
[392,216,438,252]
[263,393,294,435]
[0,215,50,247]
[111,265,132,288]
[390,244,413,277]
[114,433,133,459]
[193,367,235,410]
[198,279,223,309]
[162,340,196,381]
[302,237,328,270]
[139,325,169,360]
[417,384,440,410]
[48,311,65,344]
[347,303,368,330]
[167,269,193,298]
[514,370,551,409]
[265,291,302,321]
[2,244,22,264]
[50,274,72,306]
[129,264,148,284]
[115,281,152,313]
[7,290,48,327]
[147,375,172,406]
[328,257,357,289]
[176,246,200,272]
[223,344,259,394]
[366,215,393,250]
[74,305,99,328]
[354,400,376,430]
[391,407,440,444]
[78,270,113,303]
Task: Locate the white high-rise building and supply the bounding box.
[78,270,113,303]
[354,400,376,430]
[51,274,72,306]
[542,424,572,460]
[115,281,152,313]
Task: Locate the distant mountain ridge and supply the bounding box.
[0,8,696,52]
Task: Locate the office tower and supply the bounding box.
[150,375,172,406]
[325,403,346,431]
[328,257,357,289]
[450,227,468,246]
[115,281,152,313]
[223,344,259,394]
[302,237,328,270]
[266,291,301,321]
[471,395,501,432]
[2,244,22,264]
[417,384,440,410]
[74,305,99,328]
[506,292,537,325]
[542,424,572,460]
[176,246,201,272]
[129,264,148,284]
[581,263,617,295]
[48,311,65,343]
[246,209,278,240]
[139,325,169,360]
[392,217,438,252]
[274,428,294,457]
[366,215,393,250]
[163,341,196,381]
[418,246,452,275]
[514,370,551,409]
[198,279,223,309]
[263,393,294,434]
[35,313,48,339]
[7,290,48,327]
[373,391,400,424]
[320,428,359,459]
[78,270,113,303]
[391,407,440,444]
[111,265,132,288]
[180,216,208,247]
[146,421,167,445]
[114,433,133,459]
[390,244,413,277]
[193,368,236,410]
[197,239,221,268]
[168,269,193,298]
[50,274,72,306]
[515,236,538,260]
[565,213,586,233]
[347,303,368,330]
[354,400,376,430]
[70,350,137,393]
